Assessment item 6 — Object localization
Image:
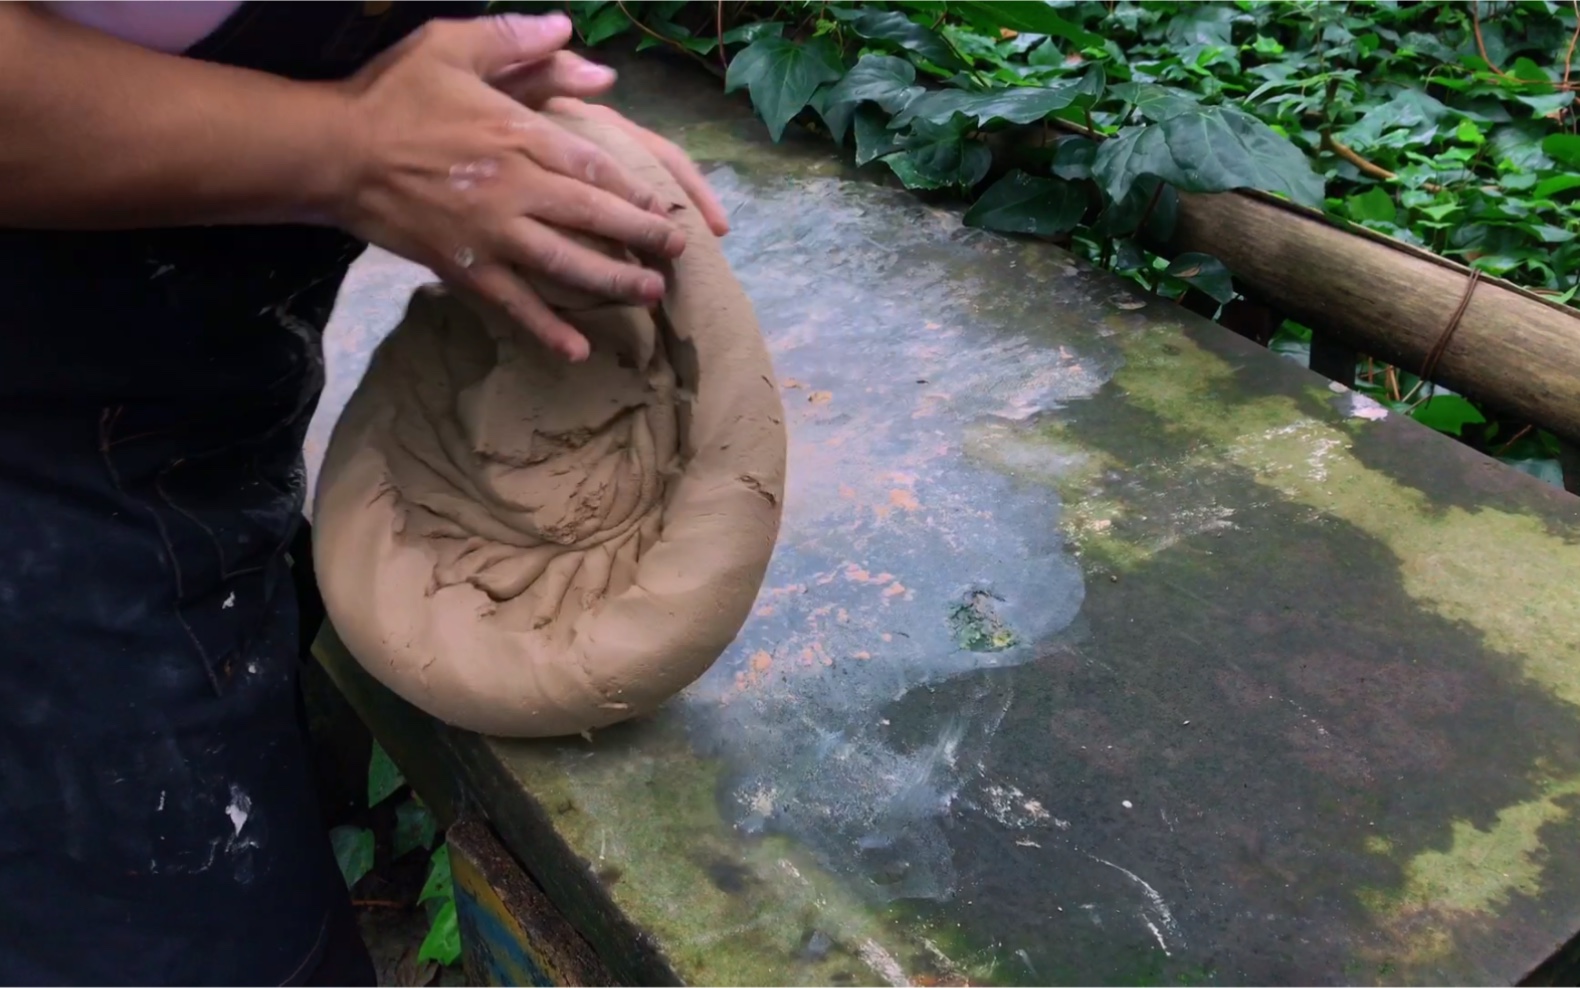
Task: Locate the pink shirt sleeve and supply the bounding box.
[39,1,245,53]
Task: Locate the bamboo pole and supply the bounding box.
[1160,188,1580,447]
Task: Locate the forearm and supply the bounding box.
[0,4,357,230]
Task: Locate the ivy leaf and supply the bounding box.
[883,117,991,190]
[1338,90,1452,151]
[1108,81,1202,122]
[1410,395,1485,436]
[829,8,963,70]
[578,4,631,46]
[948,1,1103,49]
[1094,106,1324,207]
[367,740,404,808]
[891,78,1088,127]
[330,825,375,889]
[1091,175,1178,242]
[854,106,903,165]
[721,21,783,45]
[393,797,438,859]
[1534,174,1580,199]
[824,54,921,113]
[418,844,454,905]
[1542,134,1580,169]
[963,171,1087,236]
[808,87,856,144]
[1345,186,1396,224]
[1165,252,1235,303]
[418,900,461,968]
[725,37,846,142]
[1052,136,1098,180]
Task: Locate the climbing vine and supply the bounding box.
[516,0,1579,483]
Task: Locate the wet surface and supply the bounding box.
[308,54,1580,987]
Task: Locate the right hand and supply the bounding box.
[334,13,680,361]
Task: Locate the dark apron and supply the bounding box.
[0,3,481,983]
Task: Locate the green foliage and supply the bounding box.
[367,740,404,808]
[548,0,1576,483]
[963,170,1086,236]
[393,795,438,859]
[416,845,461,967]
[346,744,458,967]
[330,824,374,888]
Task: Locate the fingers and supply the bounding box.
[432,12,575,78]
[464,264,591,362]
[544,99,731,236]
[509,112,668,217]
[634,131,731,237]
[503,217,667,305]
[494,51,617,106]
[528,173,686,259]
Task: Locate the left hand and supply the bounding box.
[492,53,731,237]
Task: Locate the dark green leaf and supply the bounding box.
[1165,252,1235,303]
[1410,395,1486,436]
[368,740,404,808]
[1515,91,1574,116]
[1091,175,1178,242]
[1345,187,1397,224]
[1051,136,1098,180]
[963,171,1087,235]
[891,78,1087,127]
[824,54,920,113]
[1542,134,1580,169]
[418,844,454,906]
[948,1,1103,49]
[1534,174,1580,199]
[884,117,991,190]
[725,37,846,142]
[580,4,630,46]
[330,825,375,889]
[1165,3,1237,48]
[393,797,438,859]
[831,8,963,70]
[1094,107,1324,207]
[808,87,856,144]
[1337,89,1452,150]
[1108,81,1202,121]
[418,900,461,968]
[853,106,903,166]
[721,21,783,45]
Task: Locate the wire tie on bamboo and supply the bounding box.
[1412,268,1482,407]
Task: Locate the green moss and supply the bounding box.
[1104,317,1580,711]
[1362,774,1580,918]
[489,727,980,986]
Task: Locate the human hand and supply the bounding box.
[489,56,732,238]
[336,13,681,360]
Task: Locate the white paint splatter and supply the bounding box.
[1087,855,1182,953]
[156,790,165,812]
[857,939,911,987]
[1122,800,1133,809]
[222,591,236,610]
[225,784,251,836]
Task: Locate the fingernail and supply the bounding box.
[573,62,616,86]
[662,230,685,257]
[642,274,666,298]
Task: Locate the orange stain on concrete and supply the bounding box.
[808,390,833,404]
[889,489,920,511]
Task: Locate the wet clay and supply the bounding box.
[312,113,786,737]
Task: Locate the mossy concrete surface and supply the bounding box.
[310,50,1580,987]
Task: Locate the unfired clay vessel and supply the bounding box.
[312,114,786,738]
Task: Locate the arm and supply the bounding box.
[0,7,687,359]
[0,3,356,228]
